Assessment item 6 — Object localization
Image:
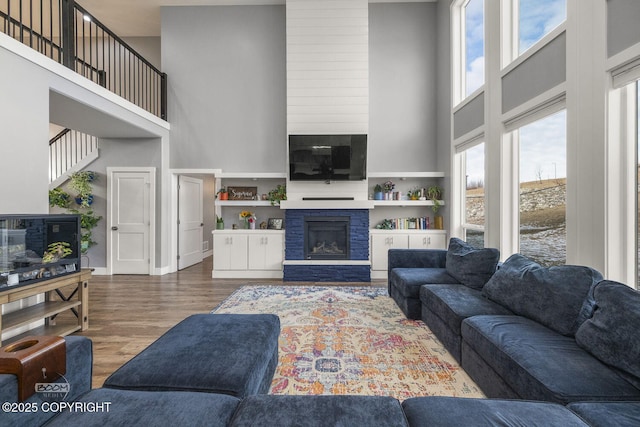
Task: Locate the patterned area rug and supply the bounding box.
[213,286,484,400]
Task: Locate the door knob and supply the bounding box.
[111,226,118,231]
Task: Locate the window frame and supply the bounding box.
[452,0,486,106]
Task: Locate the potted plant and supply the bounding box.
[49,188,70,209]
[70,171,97,207]
[382,181,395,200]
[373,184,384,200]
[407,187,421,201]
[267,184,287,206]
[427,185,444,229]
[217,187,229,200]
[70,209,102,253]
[216,215,224,230]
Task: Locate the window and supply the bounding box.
[464,0,485,97]
[518,0,566,54]
[518,110,567,265]
[462,143,485,248]
[453,0,485,102]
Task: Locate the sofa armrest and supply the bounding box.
[388,249,448,270]
[0,335,92,427]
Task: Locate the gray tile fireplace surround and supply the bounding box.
[283,209,370,282]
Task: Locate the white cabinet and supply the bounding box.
[370,230,448,279]
[370,232,409,273]
[213,232,248,271]
[248,234,284,271]
[212,230,284,278]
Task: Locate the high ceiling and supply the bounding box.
[76,0,434,37]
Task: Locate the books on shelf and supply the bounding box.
[386,217,432,230]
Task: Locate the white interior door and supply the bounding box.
[111,171,151,274]
[178,175,204,270]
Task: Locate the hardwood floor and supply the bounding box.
[79,256,385,388]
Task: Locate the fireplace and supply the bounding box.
[304,217,350,260]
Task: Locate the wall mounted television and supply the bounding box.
[0,214,81,289]
[288,134,367,181]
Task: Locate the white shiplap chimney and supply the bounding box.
[286,0,369,135]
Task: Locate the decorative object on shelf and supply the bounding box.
[427,185,444,230]
[216,215,224,230]
[260,221,268,229]
[427,185,443,211]
[373,184,383,200]
[217,187,229,200]
[228,186,258,200]
[407,187,421,201]
[49,188,71,209]
[239,210,256,229]
[267,184,287,206]
[393,191,402,200]
[376,219,394,229]
[268,218,284,230]
[70,170,96,208]
[383,181,395,200]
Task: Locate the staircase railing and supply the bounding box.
[1,0,167,120]
[49,128,99,184]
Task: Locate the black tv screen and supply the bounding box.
[288,134,367,181]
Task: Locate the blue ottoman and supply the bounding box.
[103,314,280,398]
[45,388,240,427]
[230,395,408,427]
[402,397,588,427]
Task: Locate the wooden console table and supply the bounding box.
[0,269,91,346]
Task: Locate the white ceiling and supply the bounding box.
[76,0,435,37]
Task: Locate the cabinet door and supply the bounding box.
[213,234,248,270]
[371,234,409,271]
[248,234,283,271]
[409,233,447,250]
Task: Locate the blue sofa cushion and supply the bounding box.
[402,396,588,427]
[0,336,92,427]
[461,315,640,403]
[229,395,408,427]
[445,238,500,290]
[481,254,603,336]
[575,280,640,385]
[420,284,513,335]
[44,388,240,427]
[567,401,640,427]
[390,268,459,298]
[104,313,280,398]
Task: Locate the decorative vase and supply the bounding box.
[249,221,255,230]
[385,192,392,200]
[216,222,224,230]
[434,215,444,230]
[374,192,384,200]
[219,192,228,200]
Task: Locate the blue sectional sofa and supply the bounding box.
[4,255,640,426]
[388,238,500,319]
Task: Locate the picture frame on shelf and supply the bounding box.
[267,218,283,230]
[228,186,258,200]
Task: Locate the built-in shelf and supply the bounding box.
[217,200,278,207]
[372,200,445,207]
[368,172,445,179]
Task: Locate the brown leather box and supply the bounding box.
[0,336,66,401]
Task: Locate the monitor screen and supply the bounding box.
[288,134,367,181]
